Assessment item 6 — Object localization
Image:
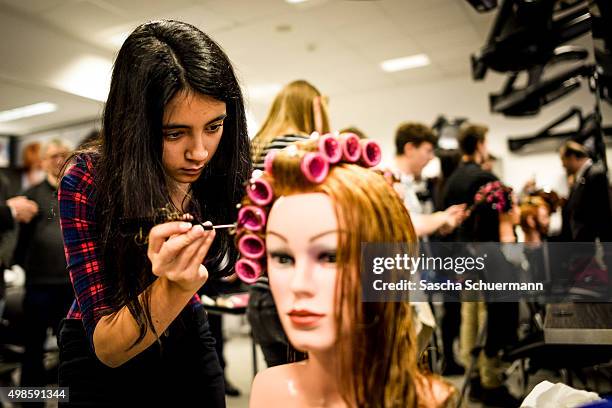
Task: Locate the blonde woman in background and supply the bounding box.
[251,80,330,169]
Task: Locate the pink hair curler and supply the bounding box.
[360,139,382,167]
[340,133,361,162]
[263,150,277,175]
[300,152,329,184]
[235,258,262,284]
[247,178,274,206]
[237,205,267,232]
[238,234,266,259]
[318,134,342,164]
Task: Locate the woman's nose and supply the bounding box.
[186,135,209,162]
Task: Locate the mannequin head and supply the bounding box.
[472,181,517,241]
[236,134,421,405]
[520,190,560,237]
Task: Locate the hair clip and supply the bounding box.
[301,152,329,184]
[264,150,277,175]
[359,139,382,167]
[247,178,274,206]
[238,234,266,259]
[134,227,148,246]
[340,133,361,162]
[286,144,299,157]
[235,258,262,283]
[237,205,267,231]
[318,134,342,164]
[250,169,264,182]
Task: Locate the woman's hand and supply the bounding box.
[147,221,216,294]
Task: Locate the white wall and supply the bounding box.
[324,73,612,195]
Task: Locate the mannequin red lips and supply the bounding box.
[287,309,325,327]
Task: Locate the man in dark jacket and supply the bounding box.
[15,139,72,388]
[559,141,612,242]
[558,141,612,298]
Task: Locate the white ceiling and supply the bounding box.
[0,0,495,135]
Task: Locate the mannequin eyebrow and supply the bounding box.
[163,113,227,129]
[267,230,340,243]
[308,230,339,242]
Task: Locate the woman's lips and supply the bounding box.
[287,309,325,328]
[180,167,204,175]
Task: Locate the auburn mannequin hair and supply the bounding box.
[236,136,450,407]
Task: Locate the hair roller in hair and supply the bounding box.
[238,234,266,259]
[237,205,267,232]
[340,133,361,162]
[318,134,342,164]
[235,258,262,284]
[300,152,329,184]
[247,178,274,206]
[360,139,382,167]
[264,150,277,175]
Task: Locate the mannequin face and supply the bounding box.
[266,193,339,353]
[510,196,521,225]
[536,205,550,234]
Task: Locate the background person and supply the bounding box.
[15,139,73,392]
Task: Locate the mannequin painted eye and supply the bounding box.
[318,251,337,264]
[269,251,294,266]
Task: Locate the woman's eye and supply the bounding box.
[318,251,337,264]
[206,122,224,133]
[164,132,182,140]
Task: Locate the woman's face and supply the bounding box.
[162,90,226,187]
[266,193,339,353]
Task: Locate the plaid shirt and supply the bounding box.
[59,155,200,348]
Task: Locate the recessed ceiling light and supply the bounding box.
[51,55,113,102]
[0,102,58,123]
[286,0,309,4]
[380,54,430,72]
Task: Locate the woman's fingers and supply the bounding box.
[192,229,215,267]
[174,229,215,273]
[147,221,192,258]
[157,224,205,261]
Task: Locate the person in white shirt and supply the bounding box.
[393,122,466,237]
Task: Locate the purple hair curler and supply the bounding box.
[264,150,277,175]
[235,258,262,284]
[360,139,382,167]
[238,234,266,259]
[318,134,342,164]
[300,152,329,184]
[237,205,267,232]
[340,133,361,162]
[247,178,274,206]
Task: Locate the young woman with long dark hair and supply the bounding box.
[57,20,250,406]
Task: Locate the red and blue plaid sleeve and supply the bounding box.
[59,155,113,349]
[59,156,203,350]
